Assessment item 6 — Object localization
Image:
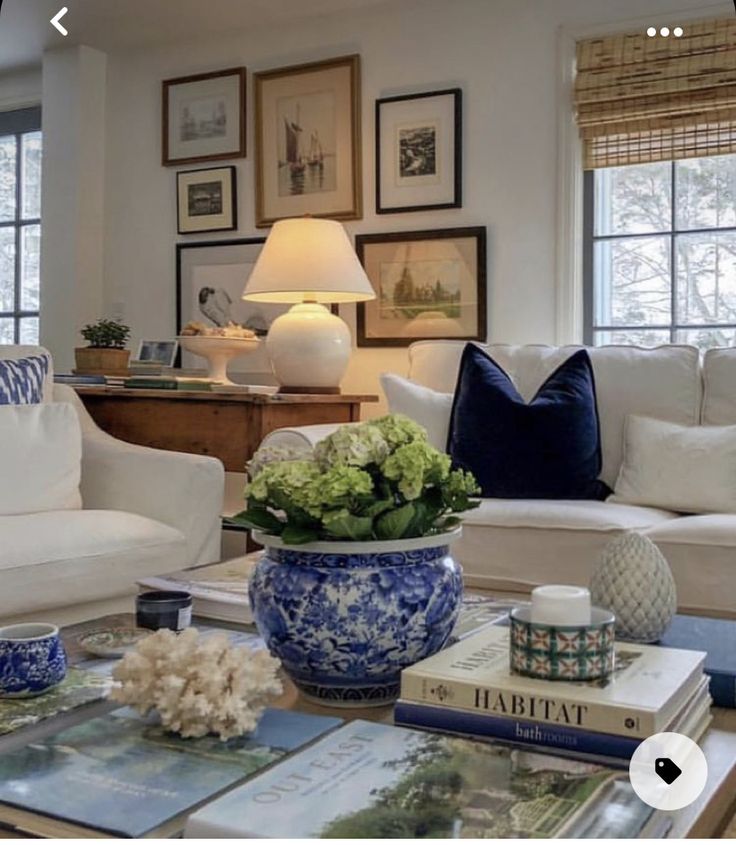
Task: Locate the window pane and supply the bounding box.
[19,316,38,344]
[0,227,15,312]
[676,327,736,349]
[594,162,671,236]
[676,155,736,231]
[21,224,39,310]
[594,329,671,347]
[0,317,14,344]
[21,131,42,220]
[676,232,736,326]
[594,236,671,326]
[0,136,16,223]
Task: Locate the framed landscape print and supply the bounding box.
[163,68,246,166]
[254,55,362,227]
[177,166,237,234]
[177,238,287,375]
[376,89,462,213]
[356,227,486,347]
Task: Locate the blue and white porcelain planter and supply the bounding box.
[249,529,463,707]
[0,623,67,698]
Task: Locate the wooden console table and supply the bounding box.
[74,387,377,472]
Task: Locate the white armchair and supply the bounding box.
[0,378,224,625]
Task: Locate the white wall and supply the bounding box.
[0,0,721,407]
[98,0,721,413]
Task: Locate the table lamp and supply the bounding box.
[242,217,375,393]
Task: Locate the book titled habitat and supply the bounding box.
[0,707,341,838]
[185,720,653,838]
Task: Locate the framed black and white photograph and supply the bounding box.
[356,227,486,347]
[134,340,179,367]
[254,55,362,226]
[176,238,289,375]
[177,166,237,234]
[375,89,462,214]
[163,68,246,166]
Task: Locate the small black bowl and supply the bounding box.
[136,591,192,631]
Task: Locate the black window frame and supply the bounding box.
[0,106,41,344]
[583,160,736,347]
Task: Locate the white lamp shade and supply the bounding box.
[242,218,376,304]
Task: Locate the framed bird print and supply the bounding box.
[176,238,287,375]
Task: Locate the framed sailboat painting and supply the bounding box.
[254,55,362,227]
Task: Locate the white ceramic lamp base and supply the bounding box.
[266,302,351,394]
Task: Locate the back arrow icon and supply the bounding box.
[51,7,69,36]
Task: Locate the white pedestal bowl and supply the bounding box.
[177,335,261,385]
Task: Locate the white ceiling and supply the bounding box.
[0,0,391,72]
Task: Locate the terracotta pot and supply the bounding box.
[74,347,130,376]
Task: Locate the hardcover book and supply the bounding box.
[394,675,712,763]
[660,613,736,708]
[401,627,705,737]
[0,668,111,738]
[0,707,341,838]
[185,720,654,838]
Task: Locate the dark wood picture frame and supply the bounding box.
[356,226,486,348]
[254,54,362,227]
[163,67,246,167]
[375,88,462,214]
[176,166,238,235]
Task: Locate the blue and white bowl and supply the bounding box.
[0,623,67,698]
[250,529,463,707]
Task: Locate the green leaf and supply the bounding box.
[322,511,374,541]
[361,498,395,519]
[406,499,442,537]
[281,525,320,545]
[226,507,284,535]
[375,503,415,540]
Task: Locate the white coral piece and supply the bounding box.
[111,628,282,740]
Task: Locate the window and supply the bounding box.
[584,155,736,349]
[0,107,41,345]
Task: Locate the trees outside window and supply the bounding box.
[0,107,41,345]
[584,155,736,349]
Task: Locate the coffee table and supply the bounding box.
[2,612,734,839]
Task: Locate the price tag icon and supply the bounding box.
[655,757,682,785]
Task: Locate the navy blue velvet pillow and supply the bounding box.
[447,345,609,500]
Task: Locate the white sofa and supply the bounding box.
[261,342,736,618]
[0,346,224,624]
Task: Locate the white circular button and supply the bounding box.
[629,732,708,811]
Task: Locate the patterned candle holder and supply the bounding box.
[510,606,615,681]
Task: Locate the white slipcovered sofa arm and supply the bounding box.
[260,422,354,452]
[54,384,224,566]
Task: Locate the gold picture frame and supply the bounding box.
[254,55,362,227]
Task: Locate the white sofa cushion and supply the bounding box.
[702,348,736,425]
[380,373,452,450]
[644,516,736,615]
[408,342,702,487]
[612,415,736,514]
[0,345,54,402]
[455,498,676,592]
[0,510,187,619]
[0,403,82,515]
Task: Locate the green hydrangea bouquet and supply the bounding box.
[232,415,480,545]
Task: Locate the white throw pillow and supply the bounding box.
[380,373,453,451]
[0,403,82,515]
[612,415,736,514]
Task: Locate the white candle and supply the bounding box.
[531,584,592,626]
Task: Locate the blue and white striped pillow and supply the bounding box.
[0,354,51,405]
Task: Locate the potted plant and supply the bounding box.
[232,415,480,706]
[74,319,131,375]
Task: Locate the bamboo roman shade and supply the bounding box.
[575,18,736,169]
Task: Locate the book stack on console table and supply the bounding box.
[395,627,711,764]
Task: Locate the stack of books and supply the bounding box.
[395,627,711,763]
